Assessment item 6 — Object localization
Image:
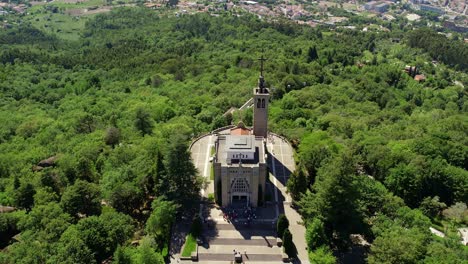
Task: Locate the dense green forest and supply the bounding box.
[0,7,467,263]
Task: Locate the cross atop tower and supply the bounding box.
[258,54,267,77]
[258,53,268,92]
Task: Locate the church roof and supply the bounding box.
[230,127,251,136]
[230,121,251,135]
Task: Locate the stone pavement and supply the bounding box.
[267,134,309,264]
[197,214,283,263]
[190,134,215,197]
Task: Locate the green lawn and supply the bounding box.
[210,146,215,156]
[181,234,197,257]
[210,163,214,180]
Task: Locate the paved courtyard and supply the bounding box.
[176,132,309,263]
[190,133,215,197]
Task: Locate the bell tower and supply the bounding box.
[253,55,269,138]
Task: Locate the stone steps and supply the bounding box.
[195,209,284,263]
[210,222,276,231]
[209,238,277,246]
[208,230,276,240]
[198,253,283,262]
[198,244,281,255]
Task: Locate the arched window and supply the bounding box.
[257,98,261,108]
[261,99,265,108]
[231,178,249,193]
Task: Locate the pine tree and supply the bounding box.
[307,46,318,63]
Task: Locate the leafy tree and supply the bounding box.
[424,235,468,264]
[2,235,50,264]
[136,238,164,264]
[135,107,153,136]
[419,196,446,218]
[305,218,327,250]
[0,211,25,248]
[212,115,228,130]
[298,131,342,186]
[299,152,364,243]
[287,167,308,202]
[277,214,289,238]
[52,226,96,264]
[442,202,467,225]
[308,246,336,264]
[75,114,96,134]
[109,182,144,216]
[101,210,134,244]
[19,203,71,244]
[76,157,96,183]
[113,246,132,264]
[73,211,133,263]
[15,182,36,211]
[385,162,422,208]
[104,127,121,148]
[113,238,164,264]
[34,186,59,206]
[60,180,101,217]
[368,226,429,264]
[145,198,178,249]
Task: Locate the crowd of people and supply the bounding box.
[222,206,257,225]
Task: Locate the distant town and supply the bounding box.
[1,0,467,34]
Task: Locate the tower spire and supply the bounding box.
[253,52,270,138]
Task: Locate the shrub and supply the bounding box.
[190,216,202,237]
[277,214,289,238]
[283,228,297,257]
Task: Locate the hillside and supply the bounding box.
[0,7,467,263]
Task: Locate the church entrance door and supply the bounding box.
[231,194,249,207]
[233,195,247,201]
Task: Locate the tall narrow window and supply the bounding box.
[261,99,265,108]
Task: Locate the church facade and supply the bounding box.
[213,71,270,207]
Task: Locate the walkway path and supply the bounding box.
[190,134,215,197]
[267,135,309,264]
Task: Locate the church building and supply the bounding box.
[213,65,270,207]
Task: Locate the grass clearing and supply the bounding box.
[24,12,89,41]
[181,234,197,257]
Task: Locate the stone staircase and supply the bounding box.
[197,221,284,263]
